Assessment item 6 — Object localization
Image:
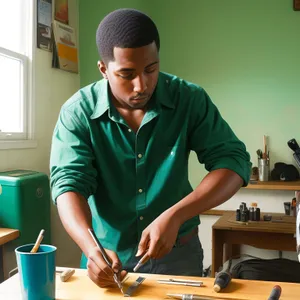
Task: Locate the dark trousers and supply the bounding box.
[124,235,204,276]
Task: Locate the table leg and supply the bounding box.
[0,245,4,283]
[223,243,241,264]
[211,229,223,277]
[231,244,241,259]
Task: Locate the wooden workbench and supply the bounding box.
[0,228,19,283]
[1,268,300,299]
[212,211,296,275]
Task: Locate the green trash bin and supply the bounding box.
[0,170,51,247]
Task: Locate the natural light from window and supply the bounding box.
[0,1,24,54]
[0,0,32,140]
[0,55,23,133]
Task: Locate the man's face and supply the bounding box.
[98,42,160,109]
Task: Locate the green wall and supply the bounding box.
[79,1,300,186]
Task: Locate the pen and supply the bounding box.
[88,228,123,293]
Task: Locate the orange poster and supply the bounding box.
[52,20,78,73]
[55,0,68,24]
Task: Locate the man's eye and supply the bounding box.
[119,74,133,79]
[145,68,156,74]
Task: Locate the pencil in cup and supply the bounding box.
[30,229,45,253]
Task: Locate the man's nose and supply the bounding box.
[133,75,147,94]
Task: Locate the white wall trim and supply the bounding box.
[0,140,38,150]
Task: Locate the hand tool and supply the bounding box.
[287,138,300,152]
[267,285,281,300]
[213,270,232,292]
[56,268,75,282]
[124,276,145,297]
[30,229,45,253]
[167,293,246,300]
[157,278,203,287]
[287,138,300,168]
[88,228,123,293]
[133,252,150,272]
[263,135,268,159]
[296,191,300,262]
[256,149,263,159]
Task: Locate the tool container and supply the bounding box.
[0,169,51,246]
[258,158,270,181]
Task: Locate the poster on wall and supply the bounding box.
[52,20,78,73]
[55,0,69,24]
[37,0,52,51]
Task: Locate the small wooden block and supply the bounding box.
[60,269,75,282]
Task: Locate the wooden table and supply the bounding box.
[0,228,19,283]
[1,267,300,299]
[212,211,296,276]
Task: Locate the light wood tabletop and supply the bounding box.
[1,268,300,299]
[0,228,19,246]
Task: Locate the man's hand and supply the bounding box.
[136,210,181,259]
[87,246,127,288]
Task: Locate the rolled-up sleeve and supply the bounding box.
[188,88,252,186]
[50,107,98,203]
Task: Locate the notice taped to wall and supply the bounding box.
[52,20,78,73]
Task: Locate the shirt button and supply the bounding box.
[128,129,132,132]
[139,216,144,221]
[138,154,143,158]
[138,189,143,193]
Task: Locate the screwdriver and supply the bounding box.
[88,228,124,293]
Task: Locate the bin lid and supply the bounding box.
[0,170,43,186]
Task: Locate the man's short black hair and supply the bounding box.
[96,8,160,64]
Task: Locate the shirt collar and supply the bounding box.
[90,79,110,120]
[154,72,175,109]
[90,72,174,120]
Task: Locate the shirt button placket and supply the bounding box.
[136,134,146,238]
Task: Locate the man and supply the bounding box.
[50,8,251,288]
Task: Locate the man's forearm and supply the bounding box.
[169,169,243,225]
[56,191,96,257]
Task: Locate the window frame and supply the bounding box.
[0,0,36,149]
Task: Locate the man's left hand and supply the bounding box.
[136,210,181,259]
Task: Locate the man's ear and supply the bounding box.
[97,60,108,79]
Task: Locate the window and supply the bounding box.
[0,0,34,146]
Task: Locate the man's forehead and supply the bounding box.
[112,42,158,63]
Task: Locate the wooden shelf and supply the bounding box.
[244,180,300,191]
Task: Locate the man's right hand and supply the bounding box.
[56,192,127,288]
[87,246,128,288]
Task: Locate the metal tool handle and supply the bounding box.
[293,153,300,169]
[158,280,202,287]
[124,276,145,297]
[287,138,300,152]
[88,228,112,267]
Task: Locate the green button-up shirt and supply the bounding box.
[50,72,251,266]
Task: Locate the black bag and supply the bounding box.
[271,162,299,181]
[231,258,300,283]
